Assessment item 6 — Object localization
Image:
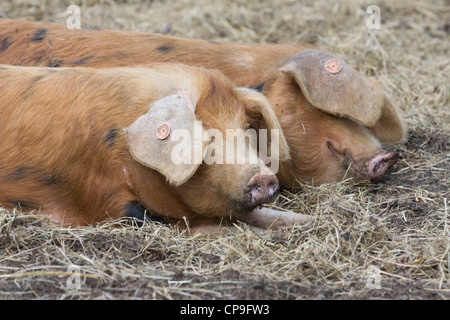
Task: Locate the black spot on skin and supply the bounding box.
[125,201,146,223]
[249,82,265,92]
[71,56,92,65]
[0,38,10,51]
[23,74,46,100]
[156,45,174,53]
[30,28,47,42]
[2,166,34,181]
[125,201,167,227]
[207,40,220,44]
[47,60,63,67]
[39,171,64,186]
[105,129,119,149]
[2,166,63,186]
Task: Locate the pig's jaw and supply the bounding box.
[227,181,280,219]
[243,183,278,208]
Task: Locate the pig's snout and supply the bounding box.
[245,171,279,207]
[367,152,399,181]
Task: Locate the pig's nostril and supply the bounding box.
[250,184,262,199]
[368,152,399,181]
[246,174,280,207]
[267,181,278,196]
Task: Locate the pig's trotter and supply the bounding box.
[243,207,311,230]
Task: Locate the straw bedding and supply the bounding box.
[0,0,448,299]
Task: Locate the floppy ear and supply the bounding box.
[237,88,291,161]
[281,49,406,143]
[124,92,210,186]
[367,93,407,143]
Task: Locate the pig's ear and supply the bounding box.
[124,92,209,187]
[367,94,407,143]
[281,49,406,143]
[237,88,291,161]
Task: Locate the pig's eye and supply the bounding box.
[327,141,352,166]
[326,141,343,156]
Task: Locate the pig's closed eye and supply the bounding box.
[327,141,352,168]
[326,141,341,155]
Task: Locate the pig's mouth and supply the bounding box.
[243,182,279,208]
[228,175,280,218]
[220,174,280,220]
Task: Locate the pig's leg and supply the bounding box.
[184,208,311,235]
[243,207,311,230]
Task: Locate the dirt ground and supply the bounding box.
[0,0,449,300]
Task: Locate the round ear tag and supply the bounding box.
[156,123,171,140]
[325,59,342,74]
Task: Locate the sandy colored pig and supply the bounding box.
[0,19,406,186]
[0,63,307,231]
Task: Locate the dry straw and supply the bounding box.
[0,0,449,299]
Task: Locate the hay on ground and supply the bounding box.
[0,0,449,299]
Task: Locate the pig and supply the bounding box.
[0,19,406,187]
[0,63,309,232]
